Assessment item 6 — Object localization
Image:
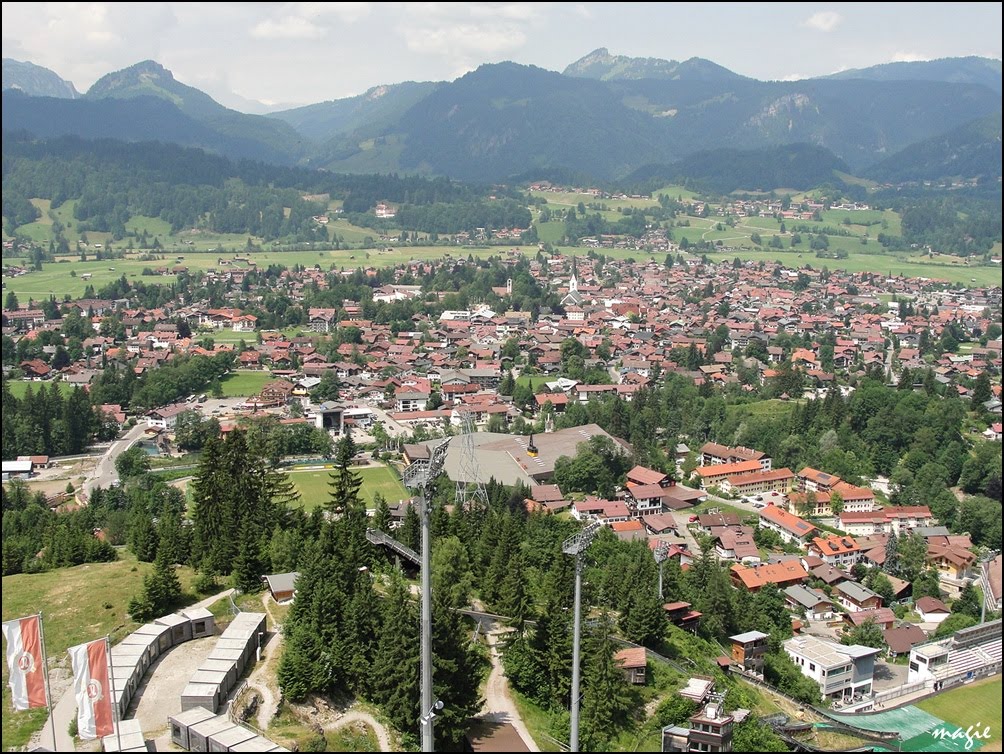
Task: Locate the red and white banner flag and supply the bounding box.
[2,614,48,710]
[68,638,114,739]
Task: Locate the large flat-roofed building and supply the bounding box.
[413,424,631,488]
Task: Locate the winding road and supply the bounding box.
[83,422,149,496]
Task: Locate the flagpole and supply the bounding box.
[37,612,57,749]
[105,636,122,752]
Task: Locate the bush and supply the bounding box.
[194,571,219,594]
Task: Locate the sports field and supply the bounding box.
[219,370,274,397]
[287,465,409,510]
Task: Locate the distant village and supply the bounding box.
[3,248,1002,715]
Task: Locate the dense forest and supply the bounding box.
[1,134,516,240]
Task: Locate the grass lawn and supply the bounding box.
[916,676,1002,750]
[515,375,552,391]
[509,690,564,752]
[6,381,77,399]
[219,370,274,397]
[1,550,199,750]
[288,465,409,510]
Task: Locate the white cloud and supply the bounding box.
[393,3,540,73]
[404,24,526,57]
[803,11,842,32]
[250,15,325,39]
[294,2,371,24]
[891,51,928,62]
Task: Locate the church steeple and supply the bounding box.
[569,256,578,293]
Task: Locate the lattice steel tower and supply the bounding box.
[454,409,489,511]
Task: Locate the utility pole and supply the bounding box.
[562,521,601,753]
[403,438,451,753]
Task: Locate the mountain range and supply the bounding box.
[2,52,1000,188]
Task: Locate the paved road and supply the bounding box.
[36,588,234,752]
[83,423,149,496]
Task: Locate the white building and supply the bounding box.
[783,635,879,702]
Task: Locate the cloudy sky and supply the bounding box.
[3,2,1001,111]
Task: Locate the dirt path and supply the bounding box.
[471,602,540,752]
[243,592,283,729]
[326,709,394,751]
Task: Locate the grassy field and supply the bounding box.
[1,550,199,750]
[515,375,552,391]
[916,676,1002,750]
[288,465,409,510]
[219,370,275,397]
[701,247,1001,286]
[6,381,77,399]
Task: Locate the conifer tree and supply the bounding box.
[580,614,633,752]
[371,571,420,736]
[327,434,362,514]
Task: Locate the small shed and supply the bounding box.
[181,681,223,714]
[262,572,300,603]
[201,658,238,690]
[156,612,193,644]
[208,724,258,752]
[614,647,647,685]
[133,622,174,655]
[183,607,216,638]
[170,706,216,749]
[101,719,146,752]
[188,715,238,752]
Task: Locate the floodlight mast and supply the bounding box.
[562,521,601,753]
[654,543,670,598]
[403,437,451,753]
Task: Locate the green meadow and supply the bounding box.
[287,465,410,510]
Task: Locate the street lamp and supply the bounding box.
[420,699,444,727]
[978,549,1000,624]
[653,543,670,599]
[562,521,602,753]
[402,438,451,753]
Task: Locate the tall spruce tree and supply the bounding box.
[580,614,633,752]
[371,571,421,737]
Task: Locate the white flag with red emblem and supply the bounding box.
[2,614,48,710]
[68,638,114,739]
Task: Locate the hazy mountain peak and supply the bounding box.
[563,48,743,81]
[822,56,1001,93]
[2,58,79,98]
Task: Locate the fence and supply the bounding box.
[873,680,929,705]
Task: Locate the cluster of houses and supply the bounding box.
[4,252,1001,424]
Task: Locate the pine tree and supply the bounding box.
[371,571,420,737]
[232,519,264,593]
[373,492,391,532]
[327,434,363,513]
[580,614,633,752]
[621,584,666,647]
[138,544,183,618]
[342,571,381,697]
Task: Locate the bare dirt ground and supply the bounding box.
[24,457,97,497]
[132,635,218,745]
